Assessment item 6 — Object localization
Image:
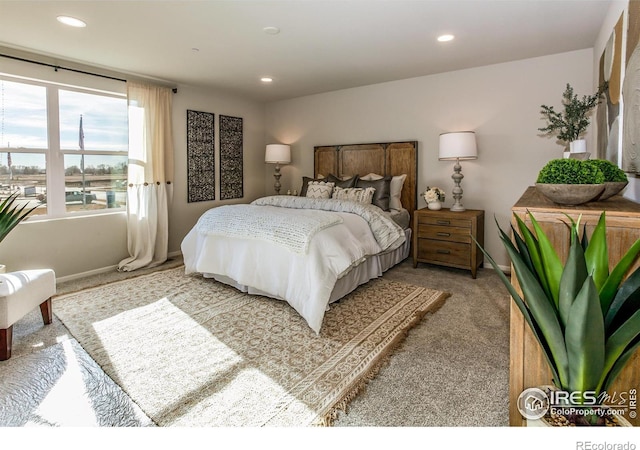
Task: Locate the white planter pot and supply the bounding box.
[427,201,442,210]
[570,139,587,153]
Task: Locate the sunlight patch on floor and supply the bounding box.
[26,340,99,426]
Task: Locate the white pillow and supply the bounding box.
[360,173,406,210]
[306,181,334,199]
[332,186,376,204]
[361,173,384,181]
[389,174,407,210]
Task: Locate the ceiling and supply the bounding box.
[0,0,613,103]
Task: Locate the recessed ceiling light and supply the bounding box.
[263,26,280,35]
[261,77,273,83]
[57,15,87,28]
[437,34,454,42]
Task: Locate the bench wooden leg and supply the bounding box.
[39,298,52,325]
[0,326,13,361]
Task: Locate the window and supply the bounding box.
[0,76,128,218]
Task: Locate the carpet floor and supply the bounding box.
[0,257,511,427]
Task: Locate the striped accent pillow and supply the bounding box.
[305,181,335,199]
[332,186,376,204]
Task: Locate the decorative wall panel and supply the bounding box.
[186,110,215,202]
[219,115,243,200]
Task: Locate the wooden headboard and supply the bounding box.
[313,141,418,226]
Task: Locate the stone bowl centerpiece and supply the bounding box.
[582,159,629,201]
[535,159,604,205]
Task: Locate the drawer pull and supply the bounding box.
[436,220,450,225]
[437,232,451,237]
[436,249,451,254]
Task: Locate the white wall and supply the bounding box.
[0,53,266,279]
[265,49,594,267]
[168,85,265,254]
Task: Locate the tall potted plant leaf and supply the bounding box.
[538,83,607,156]
[0,191,36,242]
[477,211,640,425]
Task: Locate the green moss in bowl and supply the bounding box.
[536,158,605,184]
[582,159,629,200]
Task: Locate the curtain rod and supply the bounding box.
[0,53,178,93]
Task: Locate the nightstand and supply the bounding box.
[412,207,485,278]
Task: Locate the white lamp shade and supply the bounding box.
[265,144,291,164]
[439,131,478,160]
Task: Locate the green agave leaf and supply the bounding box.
[602,335,640,391]
[558,223,588,328]
[578,219,589,251]
[529,212,563,309]
[514,212,554,304]
[0,192,36,244]
[565,276,605,395]
[473,235,563,387]
[584,212,609,293]
[509,222,535,274]
[605,266,640,332]
[600,237,640,315]
[499,231,569,388]
[599,309,640,390]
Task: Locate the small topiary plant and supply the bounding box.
[536,158,605,184]
[583,159,628,182]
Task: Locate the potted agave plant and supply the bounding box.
[0,191,37,272]
[478,211,640,426]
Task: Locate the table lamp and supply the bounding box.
[265,144,291,194]
[439,131,478,212]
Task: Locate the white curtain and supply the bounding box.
[118,81,174,272]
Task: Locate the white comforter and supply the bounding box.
[181,196,405,333]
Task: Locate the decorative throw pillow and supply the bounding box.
[332,186,376,204]
[356,176,391,211]
[360,173,383,181]
[327,173,358,189]
[305,181,335,199]
[359,173,406,210]
[299,176,324,196]
[389,174,407,211]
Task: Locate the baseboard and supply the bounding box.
[56,250,184,283]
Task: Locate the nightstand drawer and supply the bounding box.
[413,207,484,278]
[417,215,471,229]
[416,240,470,266]
[417,224,471,243]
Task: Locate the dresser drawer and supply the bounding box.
[417,224,471,243]
[416,239,470,266]
[417,215,471,229]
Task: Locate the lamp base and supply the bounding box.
[450,158,466,212]
[273,164,282,194]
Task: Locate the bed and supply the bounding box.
[181,141,418,333]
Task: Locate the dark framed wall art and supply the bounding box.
[219,115,244,200]
[186,109,215,202]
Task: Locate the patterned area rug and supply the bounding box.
[53,266,448,426]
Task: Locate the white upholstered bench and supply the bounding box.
[0,269,56,361]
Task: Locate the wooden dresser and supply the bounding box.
[412,207,484,278]
[509,186,640,426]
